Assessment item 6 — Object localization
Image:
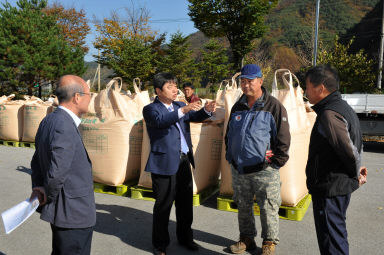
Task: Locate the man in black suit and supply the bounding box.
[30,75,95,255]
[143,72,216,255]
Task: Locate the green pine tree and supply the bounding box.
[157,31,198,86]
[96,38,155,90]
[0,0,86,97]
[198,39,232,86]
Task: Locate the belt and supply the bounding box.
[232,160,268,174]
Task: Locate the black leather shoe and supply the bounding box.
[178,240,199,251]
[153,247,166,255]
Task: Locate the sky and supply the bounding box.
[1,0,198,61]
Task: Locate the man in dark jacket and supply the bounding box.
[305,65,368,255]
[143,72,216,255]
[225,64,291,255]
[30,75,95,255]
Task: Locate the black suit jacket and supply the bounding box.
[31,108,96,228]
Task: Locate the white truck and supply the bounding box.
[342,94,384,141]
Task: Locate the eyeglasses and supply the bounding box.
[75,92,92,97]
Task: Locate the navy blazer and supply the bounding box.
[143,97,210,175]
[31,108,96,228]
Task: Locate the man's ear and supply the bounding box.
[73,93,80,104]
[319,84,327,95]
[155,87,161,95]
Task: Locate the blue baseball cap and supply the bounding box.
[240,64,263,79]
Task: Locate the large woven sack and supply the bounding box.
[190,120,223,193]
[80,78,149,185]
[22,96,53,142]
[218,73,243,195]
[271,69,315,206]
[125,78,150,181]
[0,95,24,141]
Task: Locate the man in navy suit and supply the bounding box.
[30,75,95,255]
[143,72,216,255]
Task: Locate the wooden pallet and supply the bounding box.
[0,140,19,147]
[93,180,137,197]
[19,141,35,149]
[131,183,219,206]
[217,194,312,221]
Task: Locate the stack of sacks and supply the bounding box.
[0,94,24,141]
[22,96,53,142]
[79,78,150,186]
[138,94,225,194]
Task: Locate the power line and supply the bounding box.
[88,18,192,24]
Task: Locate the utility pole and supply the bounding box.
[313,0,320,66]
[377,1,384,89]
[98,49,101,92]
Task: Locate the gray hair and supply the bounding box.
[56,82,84,103]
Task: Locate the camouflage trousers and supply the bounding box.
[231,165,281,244]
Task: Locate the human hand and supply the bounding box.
[358,166,368,186]
[30,186,47,205]
[265,150,274,163]
[204,100,216,113]
[181,101,202,114]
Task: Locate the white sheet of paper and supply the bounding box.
[1,198,39,234]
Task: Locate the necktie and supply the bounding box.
[168,105,189,154]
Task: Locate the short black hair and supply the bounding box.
[153,72,177,94]
[305,64,339,92]
[56,83,84,103]
[183,82,194,90]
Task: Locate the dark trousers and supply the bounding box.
[51,224,94,255]
[151,154,193,250]
[312,194,351,255]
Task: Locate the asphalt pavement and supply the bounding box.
[0,142,383,255]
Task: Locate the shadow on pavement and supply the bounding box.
[201,191,219,209]
[363,141,384,152]
[16,166,32,175]
[95,203,233,255]
[223,246,263,255]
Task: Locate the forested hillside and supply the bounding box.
[83,0,382,89]
[265,0,380,65]
[345,0,383,59]
[183,0,381,72]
